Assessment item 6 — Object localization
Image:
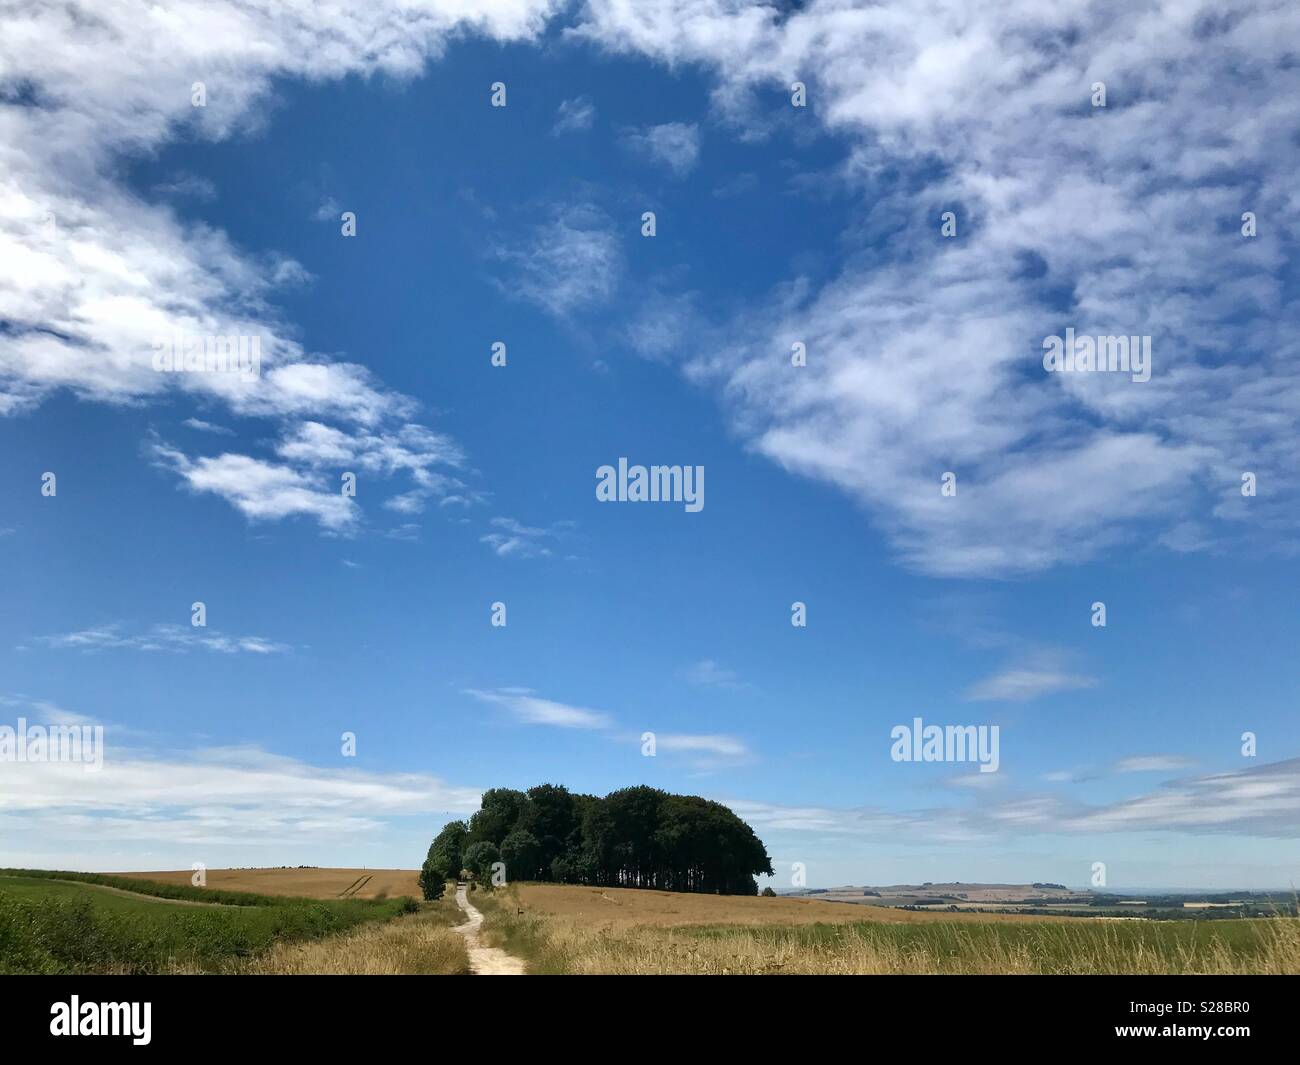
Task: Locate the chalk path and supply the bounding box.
[452,883,526,975]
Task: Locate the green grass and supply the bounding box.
[1,867,311,906]
[0,871,417,974]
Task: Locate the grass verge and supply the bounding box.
[244,895,468,974]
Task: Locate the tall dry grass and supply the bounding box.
[244,900,468,975]
[477,887,1300,975]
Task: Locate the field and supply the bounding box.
[113,867,421,900]
[470,882,1300,975]
[7,868,1298,975]
[0,868,453,974]
[500,883,1061,928]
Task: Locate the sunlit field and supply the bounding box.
[472,883,1300,975]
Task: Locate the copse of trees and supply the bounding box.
[419,784,773,899]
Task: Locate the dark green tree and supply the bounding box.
[467,788,527,846]
[500,829,542,882]
[461,841,501,884]
[419,819,467,898]
[423,785,772,896]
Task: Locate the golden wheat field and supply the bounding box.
[474,884,1300,975]
[113,867,421,900]
[508,882,1058,928]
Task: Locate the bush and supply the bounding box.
[419,868,446,901]
[761,887,777,897]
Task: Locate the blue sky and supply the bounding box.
[2,1,1299,889]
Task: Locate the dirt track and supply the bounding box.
[453,883,526,975]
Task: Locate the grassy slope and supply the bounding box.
[0,870,419,974]
[246,894,468,974]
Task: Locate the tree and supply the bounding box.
[419,871,446,901]
[461,841,501,884]
[422,785,773,896]
[500,829,542,882]
[761,887,777,897]
[420,819,467,899]
[467,788,527,847]
[518,784,577,874]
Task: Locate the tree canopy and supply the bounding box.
[422,783,773,896]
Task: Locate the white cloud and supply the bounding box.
[150,441,358,530]
[182,417,233,435]
[622,121,700,176]
[18,2,1292,569]
[653,732,753,769]
[730,758,1300,841]
[681,658,751,691]
[573,0,1300,576]
[313,197,341,222]
[479,516,562,558]
[35,623,290,655]
[963,654,1098,702]
[464,687,613,729]
[1114,755,1197,774]
[0,740,481,857]
[497,203,621,316]
[553,95,596,134]
[151,173,217,201]
[0,0,557,519]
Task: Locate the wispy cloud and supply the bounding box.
[552,95,595,135]
[151,172,217,201]
[496,203,620,317]
[182,417,234,435]
[1114,755,1197,774]
[585,2,1300,576]
[35,624,290,656]
[0,1,495,525]
[312,197,341,221]
[963,653,1098,703]
[732,758,1300,842]
[653,732,753,770]
[464,688,612,730]
[622,121,700,176]
[0,741,481,857]
[480,516,563,559]
[681,659,752,691]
